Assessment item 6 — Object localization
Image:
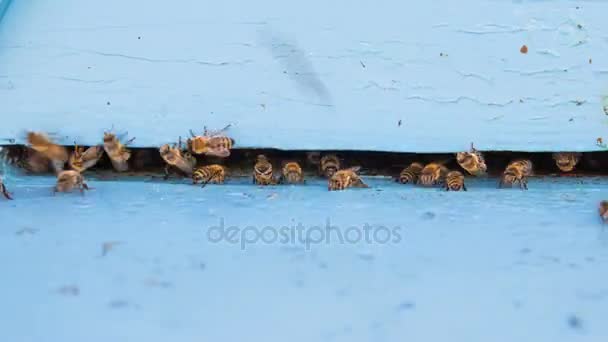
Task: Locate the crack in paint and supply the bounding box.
[406,95,514,107]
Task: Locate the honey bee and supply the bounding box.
[280,161,304,184]
[328,167,368,191]
[498,160,533,190]
[456,143,487,176]
[27,132,69,173]
[445,171,467,191]
[103,132,134,172]
[418,163,449,187]
[187,125,234,158]
[159,141,196,179]
[54,170,90,194]
[18,148,51,173]
[599,201,608,223]
[253,154,276,185]
[69,143,104,173]
[0,176,13,200]
[397,162,424,184]
[552,152,581,172]
[319,154,340,178]
[192,164,226,186]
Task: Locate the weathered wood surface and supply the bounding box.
[0,0,607,151]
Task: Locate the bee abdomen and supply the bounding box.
[446,171,466,191]
[398,163,423,184]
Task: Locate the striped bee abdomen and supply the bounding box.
[192,165,225,185]
[499,159,533,190]
[445,171,466,191]
[398,162,423,184]
[418,163,448,187]
[253,155,275,185]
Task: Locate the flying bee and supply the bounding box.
[418,163,449,187]
[445,171,467,191]
[328,167,368,191]
[397,162,424,184]
[69,143,104,173]
[280,161,304,184]
[552,152,581,173]
[187,125,234,158]
[54,170,90,194]
[319,154,340,178]
[0,176,13,200]
[456,143,487,176]
[599,201,608,223]
[253,154,276,185]
[27,132,69,173]
[498,160,533,190]
[103,132,135,172]
[192,164,226,186]
[159,141,196,179]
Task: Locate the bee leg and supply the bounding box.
[82,183,90,191]
[463,184,468,191]
[163,164,171,180]
[522,178,528,190]
[1,185,13,200]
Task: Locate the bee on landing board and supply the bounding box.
[418,163,449,187]
[253,154,276,185]
[54,170,90,194]
[456,143,487,176]
[26,132,69,174]
[159,141,196,179]
[499,160,533,190]
[552,152,581,173]
[328,167,368,191]
[319,154,340,178]
[69,143,104,173]
[0,176,13,200]
[103,132,134,172]
[397,162,424,184]
[192,165,226,187]
[599,201,608,223]
[280,161,304,184]
[445,171,467,191]
[187,125,234,158]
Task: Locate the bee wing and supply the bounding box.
[348,166,362,173]
[205,148,230,158]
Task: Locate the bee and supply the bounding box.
[253,154,276,185]
[498,160,533,190]
[187,125,234,158]
[103,132,134,172]
[456,143,487,176]
[54,170,90,194]
[319,154,340,178]
[17,148,51,173]
[445,171,467,191]
[280,161,304,184]
[328,167,368,191]
[27,132,69,173]
[159,141,196,179]
[69,143,104,173]
[418,163,449,187]
[599,201,608,223]
[192,164,226,186]
[552,152,581,172]
[0,176,13,200]
[397,162,424,184]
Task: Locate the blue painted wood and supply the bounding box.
[0,0,607,152]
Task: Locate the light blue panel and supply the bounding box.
[0,0,607,152]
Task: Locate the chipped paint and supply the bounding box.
[0,1,607,152]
